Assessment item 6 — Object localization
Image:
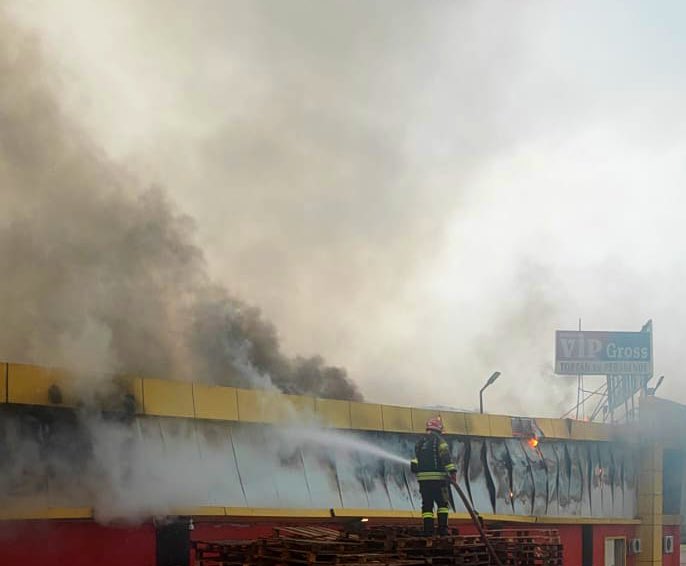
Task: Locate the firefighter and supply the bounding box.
[410,415,457,536]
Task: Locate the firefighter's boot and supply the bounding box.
[422,515,434,537]
[437,510,449,536]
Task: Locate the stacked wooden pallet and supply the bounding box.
[486,530,563,566]
[369,532,490,565]
[194,540,257,566]
[193,525,563,566]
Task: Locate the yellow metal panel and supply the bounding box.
[45,506,92,519]
[236,388,269,422]
[411,408,437,433]
[223,507,331,518]
[8,363,78,407]
[441,411,468,435]
[447,512,471,521]
[119,375,144,413]
[142,378,194,418]
[653,495,665,524]
[248,508,332,518]
[332,508,415,519]
[652,470,663,496]
[637,524,662,560]
[315,398,351,429]
[638,470,650,496]
[273,393,316,423]
[569,420,589,440]
[350,401,383,430]
[640,443,664,473]
[638,493,662,517]
[282,394,316,420]
[534,516,640,525]
[653,492,663,516]
[585,422,611,441]
[481,513,534,524]
[238,388,283,423]
[381,405,413,432]
[551,419,571,439]
[98,375,144,414]
[0,506,92,520]
[236,389,314,423]
[0,362,6,403]
[653,445,664,473]
[225,507,255,517]
[465,413,490,436]
[488,415,512,437]
[534,418,555,439]
[455,513,635,525]
[639,470,663,496]
[170,506,226,516]
[193,384,238,421]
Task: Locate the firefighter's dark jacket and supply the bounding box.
[410,432,457,481]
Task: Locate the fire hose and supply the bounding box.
[449,478,503,566]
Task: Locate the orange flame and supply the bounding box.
[527,437,539,449]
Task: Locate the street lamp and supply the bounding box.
[479,371,501,414]
[647,375,665,396]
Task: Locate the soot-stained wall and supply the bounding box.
[0,407,637,518]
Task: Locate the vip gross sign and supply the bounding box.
[554,331,652,376]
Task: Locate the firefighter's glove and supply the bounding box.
[410,459,419,474]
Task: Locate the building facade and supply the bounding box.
[0,362,681,565]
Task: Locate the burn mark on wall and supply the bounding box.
[351,442,392,510]
[581,443,592,517]
[622,445,637,518]
[485,439,512,514]
[459,437,472,506]
[467,439,493,514]
[449,438,469,513]
[588,443,602,517]
[395,435,422,510]
[554,442,570,511]
[539,442,559,516]
[567,443,583,515]
[610,446,624,515]
[301,445,343,509]
[524,441,548,516]
[507,439,535,516]
[598,443,613,517]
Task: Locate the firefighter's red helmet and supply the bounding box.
[425,415,444,433]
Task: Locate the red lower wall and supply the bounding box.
[0,520,156,566]
[663,524,681,566]
[555,525,582,566]
[0,518,679,566]
[592,524,638,566]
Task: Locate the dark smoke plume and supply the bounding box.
[0,11,360,401]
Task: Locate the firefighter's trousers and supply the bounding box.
[419,480,450,536]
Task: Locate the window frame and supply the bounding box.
[604,536,627,566]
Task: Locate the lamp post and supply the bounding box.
[647,375,664,396]
[479,371,501,414]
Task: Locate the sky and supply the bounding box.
[3,0,686,417]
